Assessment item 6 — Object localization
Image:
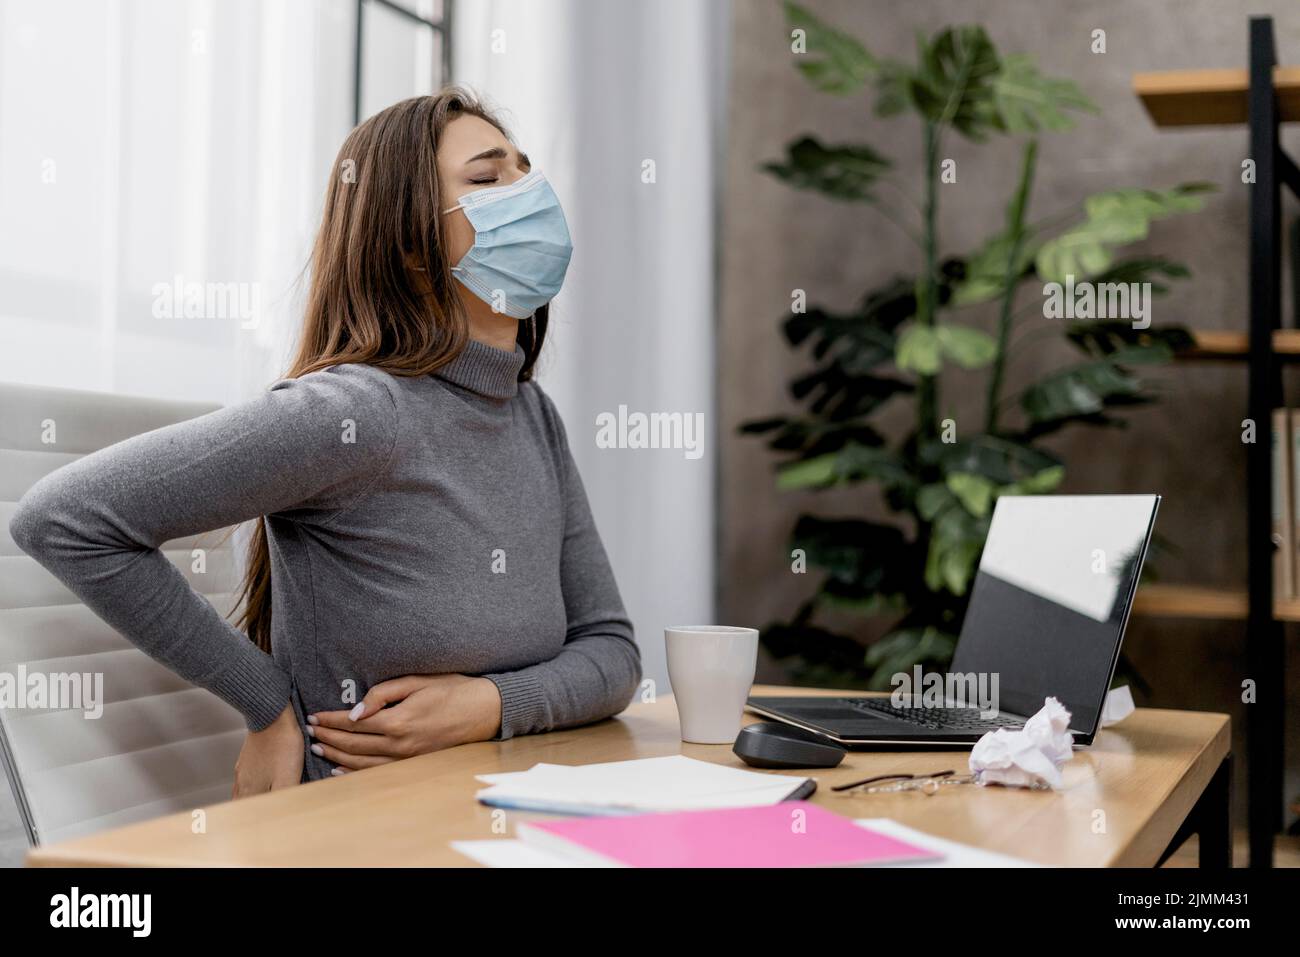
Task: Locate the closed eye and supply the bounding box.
[463,146,531,186]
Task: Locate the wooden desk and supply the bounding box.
[26,686,1230,867]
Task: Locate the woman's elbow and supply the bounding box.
[10,486,53,558]
[9,480,83,564]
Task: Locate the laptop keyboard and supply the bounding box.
[845,697,1025,732]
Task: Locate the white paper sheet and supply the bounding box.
[451,839,584,868]
[475,754,808,815]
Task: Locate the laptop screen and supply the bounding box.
[950,494,1159,735]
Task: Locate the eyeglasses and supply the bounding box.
[831,769,976,796]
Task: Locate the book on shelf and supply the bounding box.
[1275,409,1296,600]
[1292,411,1300,600]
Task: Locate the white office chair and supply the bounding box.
[0,381,247,847]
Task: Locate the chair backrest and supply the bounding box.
[0,381,247,846]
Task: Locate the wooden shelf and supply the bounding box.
[1135,17,1292,868]
[1133,583,1300,622]
[1176,329,1300,360]
[1135,66,1300,126]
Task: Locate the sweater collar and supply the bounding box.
[434,339,525,400]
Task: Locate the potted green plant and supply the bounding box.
[744,2,1209,689]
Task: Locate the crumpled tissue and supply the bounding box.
[969,697,1073,790]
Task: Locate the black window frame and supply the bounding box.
[353,0,453,126]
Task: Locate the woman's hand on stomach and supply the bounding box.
[232,704,305,798]
[306,674,502,772]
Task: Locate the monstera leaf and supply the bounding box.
[1065,319,1195,359]
[1081,257,1191,295]
[920,435,1061,485]
[776,441,917,494]
[952,229,1040,305]
[1019,350,1165,428]
[763,136,891,203]
[784,310,897,369]
[782,277,920,355]
[935,324,998,368]
[945,472,997,516]
[895,322,997,374]
[918,462,1065,596]
[1036,184,1214,282]
[739,416,886,459]
[989,53,1096,133]
[910,26,1001,138]
[785,0,878,95]
[791,364,913,420]
[915,480,989,594]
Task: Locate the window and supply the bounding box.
[0,0,451,404]
[354,0,452,124]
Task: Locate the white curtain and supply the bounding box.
[0,0,358,404]
[453,0,730,693]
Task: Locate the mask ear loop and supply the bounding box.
[440,202,468,272]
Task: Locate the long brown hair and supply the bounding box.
[235,89,548,653]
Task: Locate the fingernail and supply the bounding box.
[306,715,318,725]
[306,726,316,738]
[310,744,324,757]
[330,768,346,776]
[348,703,366,721]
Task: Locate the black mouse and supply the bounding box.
[733,721,847,769]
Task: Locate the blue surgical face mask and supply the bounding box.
[442,170,573,319]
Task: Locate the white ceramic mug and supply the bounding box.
[665,625,759,744]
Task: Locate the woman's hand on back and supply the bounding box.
[232,704,305,798]
[306,674,502,772]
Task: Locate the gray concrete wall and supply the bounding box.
[720,0,1300,828]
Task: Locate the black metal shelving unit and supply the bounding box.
[1133,14,1299,868]
[1245,15,1290,870]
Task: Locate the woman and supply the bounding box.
[9,90,641,796]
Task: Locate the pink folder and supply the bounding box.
[517,803,941,868]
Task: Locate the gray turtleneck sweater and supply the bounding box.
[9,341,642,782]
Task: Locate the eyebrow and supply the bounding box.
[464,147,531,169]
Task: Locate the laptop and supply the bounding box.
[746,494,1160,748]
